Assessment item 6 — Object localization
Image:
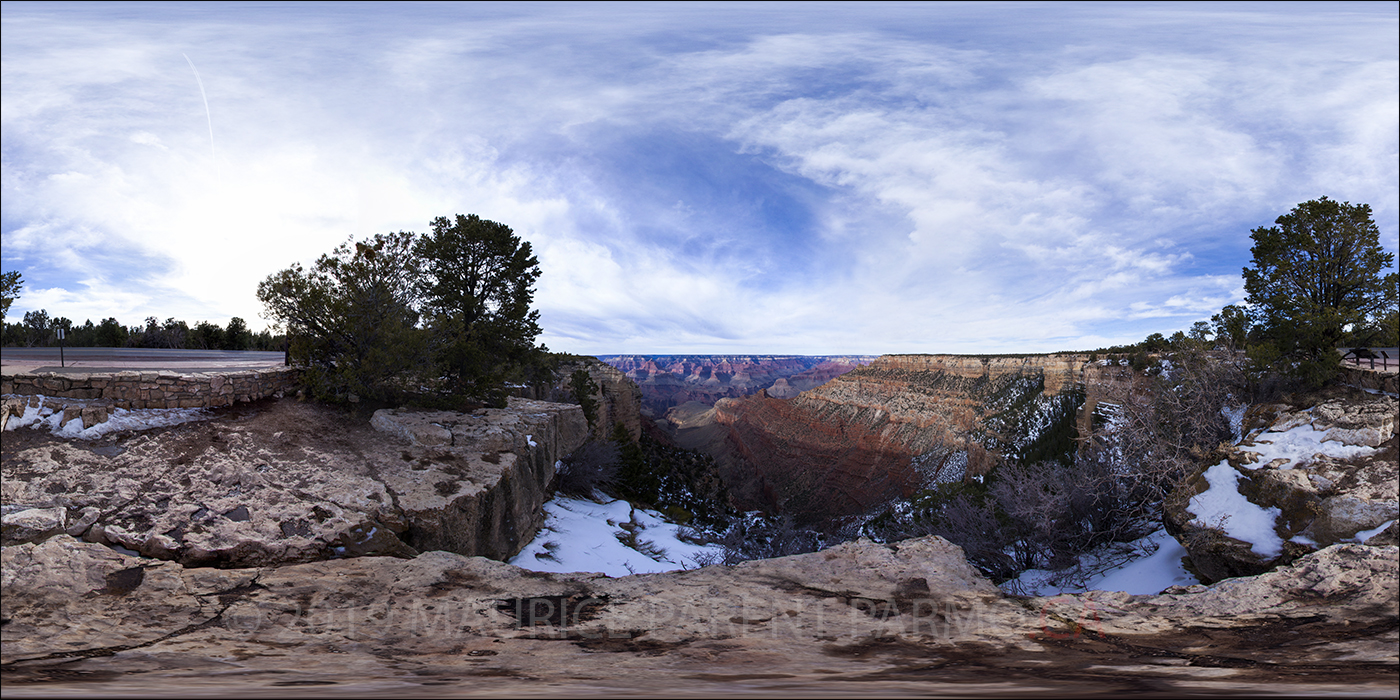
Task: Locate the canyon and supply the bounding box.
[599,354,874,416]
[675,354,1144,516]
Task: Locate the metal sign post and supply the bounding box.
[56,327,65,368]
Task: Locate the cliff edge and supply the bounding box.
[2,396,588,566]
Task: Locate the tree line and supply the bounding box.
[0,310,283,351]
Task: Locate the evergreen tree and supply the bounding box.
[569,369,601,432]
[611,422,658,505]
[416,214,543,406]
[1243,197,1396,385]
[95,317,128,347]
[224,316,251,350]
[258,231,425,401]
[191,321,224,350]
[1210,304,1251,351]
[22,309,50,347]
[0,270,22,326]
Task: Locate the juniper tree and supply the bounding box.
[0,270,21,326]
[416,214,543,406]
[258,231,424,401]
[1243,197,1396,386]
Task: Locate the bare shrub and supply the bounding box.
[554,440,620,497]
[684,549,724,569]
[680,513,827,565]
[927,493,1016,580]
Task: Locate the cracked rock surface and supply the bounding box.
[1,396,588,566]
[2,535,1394,696]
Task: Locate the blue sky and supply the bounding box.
[2,2,1396,354]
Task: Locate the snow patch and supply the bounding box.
[1004,529,1196,596]
[510,495,723,577]
[1352,519,1396,543]
[1188,461,1283,559]
[4,395,211,439]
[1357,386,1399,398]
[1243,420,1377,470]
[1220,403,1246,442]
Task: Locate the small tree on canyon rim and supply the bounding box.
[259,214,546,405]
[258,231,425,402]
[416,214,544,406]
[569,369,601,432]
[1243,197,1397,387]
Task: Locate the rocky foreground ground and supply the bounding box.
[2,386,1398,696]
[2,535,1396,696]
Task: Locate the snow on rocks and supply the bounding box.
[1004,529,1197,597]
[510,495,723,576]
[1187,463,1284,558]
[2,394,210,439]
[1165,391,1398,582]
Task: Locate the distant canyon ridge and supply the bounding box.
[598,355,875,417]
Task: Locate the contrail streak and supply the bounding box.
[183,53,216,176]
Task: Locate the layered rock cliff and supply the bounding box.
[601,355,872,415]
[517,356,643,442]
[697,354,1142,517]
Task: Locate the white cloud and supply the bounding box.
[2,4,1395,353]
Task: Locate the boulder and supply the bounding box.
[1,506,67,546]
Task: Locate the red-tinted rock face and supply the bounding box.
[700,354,1144,519]
[599,355,873,415]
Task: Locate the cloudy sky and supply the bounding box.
[3,2,1396,354]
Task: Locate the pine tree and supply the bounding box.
[416,214,543,406]
[1243,197,1396,386]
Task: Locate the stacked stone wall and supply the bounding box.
[1338,365,1399,395]
[0,368,300,410]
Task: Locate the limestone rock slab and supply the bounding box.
[1,506,67,546]
[1,397,587,567]
[2,536,1394,695]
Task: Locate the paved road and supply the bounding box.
[0,347,286,375]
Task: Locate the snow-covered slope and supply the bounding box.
[510,495,723,576]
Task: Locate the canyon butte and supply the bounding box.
[2,354,1397,697]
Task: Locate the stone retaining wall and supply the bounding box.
[1338,365,1399,395]
[0,367,301,410]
